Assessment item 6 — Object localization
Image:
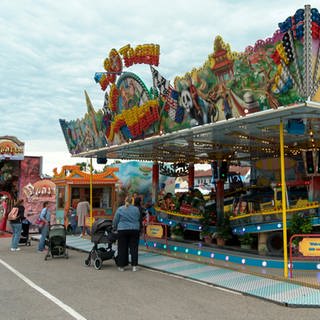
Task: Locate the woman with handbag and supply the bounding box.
[37,201,51,252]
[9,199,25,252]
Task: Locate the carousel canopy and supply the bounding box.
[61,6,320,165]
[75,101,320,164]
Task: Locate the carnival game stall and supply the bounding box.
[51,165,118,228]
[59,5,320,273]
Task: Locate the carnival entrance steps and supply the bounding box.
[31,234,320,307]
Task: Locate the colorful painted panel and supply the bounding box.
[0,136,24,160]
[112,161,175,204]
[61,6,320,154]
[59,91,107,154]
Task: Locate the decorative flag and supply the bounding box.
[166,86,179,121]
[150,66,170,96]
[166,86,179,108]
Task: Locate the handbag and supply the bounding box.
[8,207,19,221]
[35,217,45,228]
[35,208,48,228]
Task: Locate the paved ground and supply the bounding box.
[63,235,320,308]
[1,235,320,320]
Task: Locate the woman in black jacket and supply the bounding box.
[9,199,25,252]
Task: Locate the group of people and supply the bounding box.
[63,194,145,272]
[7,193,149,273]
[8,199,50,252]
[7,195,90,254]
[65,194,146,272]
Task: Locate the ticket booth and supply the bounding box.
[52,165,119,226]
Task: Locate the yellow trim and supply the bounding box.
[229,202,320,221]
[155,206,202,220]
[280,120,288,278]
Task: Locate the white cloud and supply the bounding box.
[1,0,318,174]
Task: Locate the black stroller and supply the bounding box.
[45,224,69,260]
[19,219,31,246]
[84,219,118,270]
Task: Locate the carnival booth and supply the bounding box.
[51,165,119,228]
[0,136,55,232]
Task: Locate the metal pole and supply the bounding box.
[280,120,288,278]
[90,157,93,234]
[152,161,159,205]
[188,162,195,190]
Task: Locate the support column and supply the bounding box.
[258,233,268,255]
[152,162,159,204]
[188,163,194,190]
[279,120,288,278]
[309,176,320,202]
[216,179,224,226]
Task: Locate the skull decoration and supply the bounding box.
[179,90,193,113]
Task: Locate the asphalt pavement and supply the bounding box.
[1,236,320,320]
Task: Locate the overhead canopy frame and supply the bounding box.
[74,101,320,164]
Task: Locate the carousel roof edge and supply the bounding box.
[72,102,320,160]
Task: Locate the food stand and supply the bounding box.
[51,165,118,227]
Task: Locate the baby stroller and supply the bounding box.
[19,219,31,246]
[84,219,118,270]
[45,224,69,260]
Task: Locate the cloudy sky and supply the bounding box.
[0,0,316,175]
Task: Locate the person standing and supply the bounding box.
[38,201,51,252]
[68,207,77,235]
[113,195,141,272]
[76,197,90,237]
[9,199,25,251]
[134,197,145,223]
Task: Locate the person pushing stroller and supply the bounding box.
[112,195,141,272]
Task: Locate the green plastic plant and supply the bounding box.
[239,233,254,246]
[215,216,232,240]
[171,223,184,236]
[199,209,215,237]
[289,212,313,246]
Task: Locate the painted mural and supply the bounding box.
[19,156,56,224]
[0,155,56,230]
[112,161,175,204]
[59,91,107,154]
[60,6,320,154]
